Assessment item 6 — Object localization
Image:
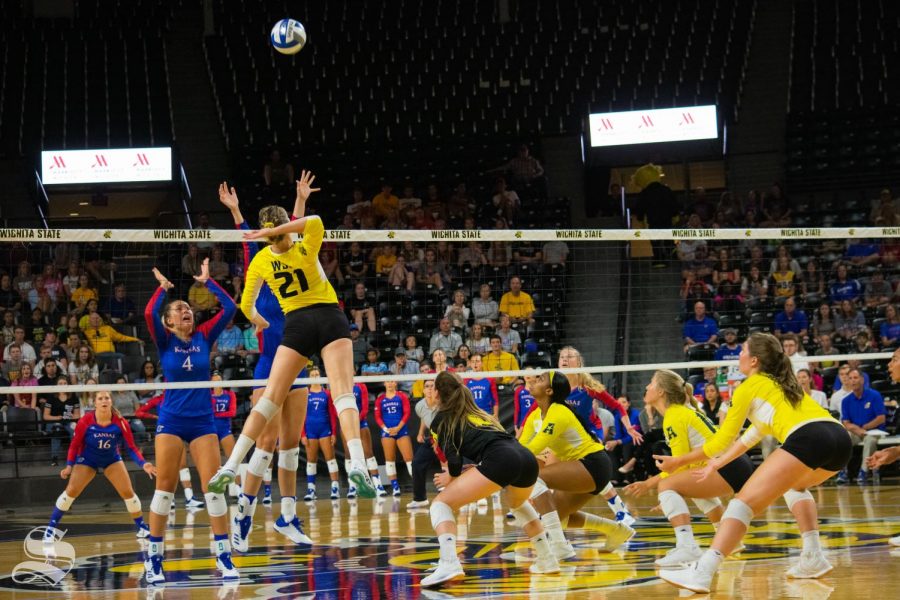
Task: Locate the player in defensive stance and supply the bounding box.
[47,390,156,539]
[624,370,755,567]
[218,180,312,549]
[866,347,900,547]
[209,173,376,498]
[143,258,238,584]
[658,333,852,593]
[518,370,635,559]
[421,372,560,586]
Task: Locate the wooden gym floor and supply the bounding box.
[0,484,897,599]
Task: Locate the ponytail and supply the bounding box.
[434,371,504,453]
[684,382,702,411]
[654,369,699,409]
[747,332,804,407]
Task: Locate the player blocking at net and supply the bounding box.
[209,171,377,498]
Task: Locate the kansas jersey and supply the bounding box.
[241,216,338,320]
[703,373,839,458]
[353,383,370,419]
[566,386,624,434]
[375,391,411,429]
[145,280,236,418]
[212,390,237,418]
[513,384,537,429]
[466,377,499,415]
[519,402,605,462]
[66,411,145,467]
[662,403,718,476]
[303,388,337,437]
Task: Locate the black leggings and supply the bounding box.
[412,442,442,501]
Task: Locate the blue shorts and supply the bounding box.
[215,417,232,440]
[254,355,309,390]
[381,424,410,439]
[305,421,333,440]
[157,411,218,443]
[76,453,123,470]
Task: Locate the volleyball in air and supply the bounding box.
[270,18,307,55]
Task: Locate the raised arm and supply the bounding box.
[293,170,320,218]
[144,279,171,350]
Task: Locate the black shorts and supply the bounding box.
[476,440,540,488]
[281,303,351,358]
[579,450,614,495]
[781,420,852,472]
[717,454,756,493]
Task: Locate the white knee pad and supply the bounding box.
[179,468,191,482]
[306,463,317,477]
[430,501,455,529]
[722,498,754,526]
[150,491,175,516]
[248,449,274,477]
[204,492,228,517]
[511,501,540,527]
[124,495,141,513]
[333,393,358,414]
[279,447,300,472]
[326,459,339,474]
[366,456,379,471]
[693,497,723,515]
[56,492,75,511]
[783,489,814,511]
[658,489,691,519]
[252,396,281,421]
[385,461,397,478]
[528,477,549,499]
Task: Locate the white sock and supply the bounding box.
[674,524,695,548]
[282,496,296,521]
[347,438,365,464]
[801,530,822,554]
[406,461,413,477]
[438,532,458,564]
[225,435,256,472]
[697,548,724,574]
[372,475,383,486]
[607,494,627,515]
[541,510,568,546]
[530,532,553,560]
[581,513,618,535]
[183,487,193,501]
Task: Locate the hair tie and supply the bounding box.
[548,371,555,385]
[263,221,275,228]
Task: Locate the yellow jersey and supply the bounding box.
[661,403,717,477]
[519,402,604,462]
[241,216,338,319]
[703,373,838,458]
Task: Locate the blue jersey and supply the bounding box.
[375,391,410,429]
[306,389,334,425]
[514,385,537,428]
[67,411,145,467]
[565,387,594,422]
[466,377,499,415]
[145,280,236,419]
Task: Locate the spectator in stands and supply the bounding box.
[208,246,230,283]
[770,256,800,299]
[488,241,512,267]
[82,241,116,284]
[496,314,522,356]
[796,368,828,410]
[12,363,38,410]
[829,364,853,415]
[410,360,434,400]
[712,249,741,287]
[434,241,455,266]
[375,244,398,276]
[491,176,520,223]
[346,187,372,220]
[499,275,535,328]
[472,284,500,328]
[83,311,141,360]
[853,331,875,355]
[26,276,57,316]
[430,349,454,374]
[870,188,898,222]
[447,182,473,221]
[70,274,97,313]
[63,332,82,365]
[844,238,881,268]
[429,318,463,357]
[513,241,542,265]
[740,265,768,303]
[41,264,63,299]
[409,207,436,230]
[781,334,811,373]
[423,183,446,221]
[801,259,826,303]
[682,301,718,351]
[76,299,100,331]
[681,275,713,318]
[2,344,26,387]
[188,277,220,319]
[834,299,868,339]
[675,216,707,269]
[0,274,21,314]
[360,349,390,377]
[1,310,15,346]
[36,348,61,380]
[320,247,344,286]
[457,241,487,269]
[701,384,727,426]
[814,333,840,368]
[134,360,163,403]
[347,282,377,334]
[497,144,545,189]
[399,241,423,271]
[4,326,36,363]
[692,367,718,397]
[180,244,203,281]
[398,185,422,222]
[43,377,80,466]
[415,248,449,291]
[389,350,419,395]
[864,269,893,308]
[61,261,80,300]
[466,323,491,355]
[386,255,414,292]
[12,261,34,300]
[399,334,424,364]
[690,187,714,225]
[444,290,470,333]
[714,328,742,360]
[349,324,371,367]
[342,241,369,283]
[212,319,244,358]
[774,297,809,340]
[482,335,520,384]
[880,304,900,347]
[542,240,569,266]
[455,344,472,369]
[812,302,836,339]
[767,245,802,278]
[102,284,136,325]
[372,182,400,220]
[111,375,146,442]
[262,149,294,186]
[759,184,791,226]
[830,263,863,305]
[606,395,641,476]
[26,308,50,346]
[380,208,406,230]
[840,367,886,484]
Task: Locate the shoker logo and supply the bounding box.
[133,153,150,166]
[48,156,66,169]
[91,154,108,168]
[12,527,75,587]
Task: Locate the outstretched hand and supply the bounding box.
[623,479,653,498]
[144,463,158,479]
[243,228,272,241]
[152,268,174,290]
[193,258,210,284]
[296,170,321,203]
[218,181,240,211]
